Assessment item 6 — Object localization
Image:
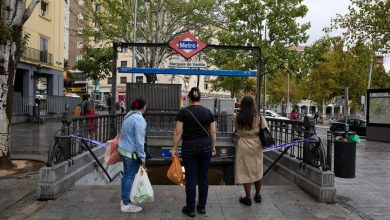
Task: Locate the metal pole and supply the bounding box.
[111,43,118,114]
[345,87,349,133]
[287,72,290,114]
[263,74,266,114]
[132,0,138,83]
[256,49,261,111]
[368,55,373,89]
[110,43,118,138]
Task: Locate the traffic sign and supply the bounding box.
[169,32,207,59]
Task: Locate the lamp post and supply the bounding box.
[287,72,290,114]
[132,0,138,83]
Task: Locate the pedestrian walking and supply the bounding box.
[118,98,147,213]
[172,87,217,217]
[106,93,112,113]
[291,109,298,120]
[314,112,319,123]
[232,95,267,206]
[83,94,96,133]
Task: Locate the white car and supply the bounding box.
[261,110,289,120]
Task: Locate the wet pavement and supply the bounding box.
[0,122,389,219]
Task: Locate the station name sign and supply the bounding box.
[167,61,207,68]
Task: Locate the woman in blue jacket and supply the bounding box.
[118,98,147,213]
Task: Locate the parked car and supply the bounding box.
[94,101,107,111]
[330,118,366,136]
[260,110,289,120]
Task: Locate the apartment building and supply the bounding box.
[16,0,65,100]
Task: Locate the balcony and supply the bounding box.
[21,47,53,65]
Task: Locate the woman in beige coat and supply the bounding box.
[233,96,268,206]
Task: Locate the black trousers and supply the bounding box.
[182,150,212,209]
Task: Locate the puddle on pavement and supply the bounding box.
[0,160,45,177]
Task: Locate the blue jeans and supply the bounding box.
[182,150,212,209]
[121,155,140,205]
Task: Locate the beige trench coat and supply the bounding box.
[233,113,268,184]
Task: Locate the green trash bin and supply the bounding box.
[334,140,356,178]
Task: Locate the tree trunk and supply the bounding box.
[0,40,17,169]
[0,0,40,169]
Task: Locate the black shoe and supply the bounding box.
[196,204,206,214]
[239,196,252,206]
[182,206,195,217]
[254,194,262,203]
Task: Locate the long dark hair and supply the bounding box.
[237,96,258,130]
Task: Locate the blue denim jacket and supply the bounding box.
[118,110,147,162]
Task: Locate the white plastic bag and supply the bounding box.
[130,166,154,204]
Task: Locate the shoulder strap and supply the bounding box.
[185,107,210,136]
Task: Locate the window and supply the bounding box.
[77,13,84,20]
[78,0,84,5]
[40,1,48,17]
[122,47,128,53]
[136,76,143,83]
[121,61,127,67]
[107,77,112,84]
[40,36,48,63]
[76,55,83,61]
[76,41,83,49]
[204,82,208,90]
[120,77,127,84]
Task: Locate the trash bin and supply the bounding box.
[334,139,356,178]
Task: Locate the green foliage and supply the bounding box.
[75,46,113,81]
[208,76,256,98]
[301,37,389,112]
[267,70,303,106]
[207,0,310,98]
[81,0,221,83]
[328,0,390,53]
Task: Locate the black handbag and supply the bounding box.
[259,115,275,148]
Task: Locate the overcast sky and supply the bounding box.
[301,0,389,71]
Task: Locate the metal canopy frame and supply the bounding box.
[111,42,263,112]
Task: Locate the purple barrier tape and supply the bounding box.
[70,135,107,148]
[262,135,318,153]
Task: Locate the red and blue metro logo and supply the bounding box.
[169,32,207,59]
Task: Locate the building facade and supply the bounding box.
[16,0,65,101]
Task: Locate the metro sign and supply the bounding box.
[169,32,207,59]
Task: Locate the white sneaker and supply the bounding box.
[121,203,142,213]
[120,200,124,207]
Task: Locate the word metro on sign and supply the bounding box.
[169,32,207,59]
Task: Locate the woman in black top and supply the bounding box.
[172,87,217,217]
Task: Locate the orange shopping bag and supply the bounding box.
[104,134,122,165]
[167,156,184,185]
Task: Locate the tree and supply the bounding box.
[208,76,256,99]
[81,0,221,83]
[207,0,310,102]
[75,46,113,81]
[0,0,40,168]
[301,37,389,113]
[267,70,303,108]
[328,0,390,53]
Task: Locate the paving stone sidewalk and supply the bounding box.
[7,185,362,220]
